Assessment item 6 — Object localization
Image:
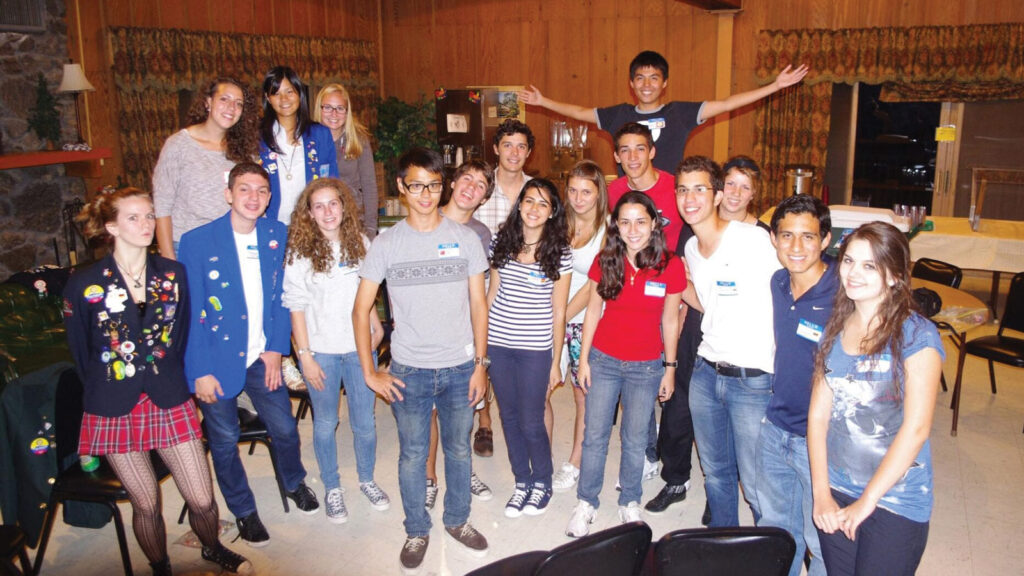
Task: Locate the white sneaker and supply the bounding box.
[565,500,596,538]
[552,462,580,493]
[618,501,642,524]
[643,458,660,482]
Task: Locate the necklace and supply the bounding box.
[276,125,300,181]
[627,260,641,286]
[115,258,146,289]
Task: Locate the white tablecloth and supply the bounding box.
[911,216,1024,273]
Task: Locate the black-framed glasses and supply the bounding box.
[402,181,444,195]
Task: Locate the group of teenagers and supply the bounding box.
[59,50,942,576]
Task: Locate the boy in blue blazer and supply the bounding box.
[179,162,318,547]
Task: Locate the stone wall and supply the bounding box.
[0,0,88,280]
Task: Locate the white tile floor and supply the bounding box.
[34,275,1024,576]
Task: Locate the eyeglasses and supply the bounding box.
[402,181,444,196]
[320,105,348,115]
[675,185,713,196]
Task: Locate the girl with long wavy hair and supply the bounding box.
[566,191,685,538]
[258,66,338,224]
[64,188,251,575]
[282,178,388,524]
[312,84,380,237]
[548,160,609,493]
[486,178,572,519]
[154,77,258,259]
[808,222,943,575]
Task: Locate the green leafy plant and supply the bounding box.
[28,73,61,146]
[373,95,437,195]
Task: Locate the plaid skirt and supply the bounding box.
[78,394,202,455]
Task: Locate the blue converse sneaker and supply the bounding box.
[522,483,552,516]
[504,483,530,518]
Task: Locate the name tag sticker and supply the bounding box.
[246,244,259,260]
[796,318,824,343]
[644,281,667,297]
[715,280,738,296]
[641,118,666,130]
[438,243,460,258]
[527,270,548,285]
[339,260,359,274]
[856,354,892,373]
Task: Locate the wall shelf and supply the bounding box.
[0,148,112,177]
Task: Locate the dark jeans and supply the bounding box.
[199,358,307,518]
[489,345,554,486]
[818,490,929,576]
[654,306,701,485]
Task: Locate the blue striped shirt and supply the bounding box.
[488,251,573,350]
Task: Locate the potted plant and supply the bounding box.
[28,73,61,149]
[373,95,437,195]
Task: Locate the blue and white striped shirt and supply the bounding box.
[488,250,573,351]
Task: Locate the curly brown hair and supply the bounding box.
[186,77,259,163]
[285,178,366,274]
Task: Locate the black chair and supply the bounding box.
[464,550,548,576]
[178,407,289,524]
[951,271,1024,436]
[912,258,963,288]
[654,526,796,576]
[912,257,965,393]
[0,525,32,576]
[33,455,171,576]
[534,522,652,576]
[288,385,313,420]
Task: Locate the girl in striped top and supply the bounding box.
[487,178,572,518]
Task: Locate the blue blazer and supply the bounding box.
[178,212,291,398]
[62,253,192,417]
[258,122,339,222]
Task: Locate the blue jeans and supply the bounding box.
[689,356,770,526]
[489,345,553,486]
[755,419,825,576]
[390,359,475,537]
[305,351,378,489]
[578,348,663,509]
[199,358,307,518]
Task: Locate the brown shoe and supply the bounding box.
[445,523,488,557]
[473,427,493,457]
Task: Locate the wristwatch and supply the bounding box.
[475,356,491,368]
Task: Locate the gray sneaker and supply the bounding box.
[325,488,348,524]
[470,473,493,501]
[400,535,429,575]
[424,478,438,510]
[360,481,391,511]
[444,522,488,557]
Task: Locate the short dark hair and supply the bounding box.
[448,159,495,203]
[493,119,535,150]
[770,194,832,239]
[229,161,271,189]
[675,155,723,191]
[614,122,654,149]
[397,147,444,181]
[629,51,669,80]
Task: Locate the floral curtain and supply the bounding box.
[753,23,1024,208]
[107,27,379,188]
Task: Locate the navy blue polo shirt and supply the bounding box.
[766,257,839,436]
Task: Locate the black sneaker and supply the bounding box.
[234,511,270,548]
[702,501,712,526]
[287,481,320,514]
[400,535,429,574]
[444,522,488,557]
[644,482,690,514]
[202,544,254,575]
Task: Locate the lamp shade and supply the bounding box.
[57,63,95,93]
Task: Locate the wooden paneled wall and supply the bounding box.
[380,0,1024,177]
[67,0,380,189]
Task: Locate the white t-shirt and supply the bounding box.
[684,221,781,373]
[567,226,605,324]
[274,124,306,225]
[234,228,266,367]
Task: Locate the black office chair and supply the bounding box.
[464,550,548,576]
[951,271,1024,436]
[33,455,172,576]
[178,407,289,524]
[0,525,32,576]
[912,258,963,289]
[654,526,796,576]
[534,522,652,576]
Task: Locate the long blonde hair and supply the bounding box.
[313,83,371,160]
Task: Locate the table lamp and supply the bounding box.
[57,63,95,144]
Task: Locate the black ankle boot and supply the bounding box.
[150,557,172,576]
